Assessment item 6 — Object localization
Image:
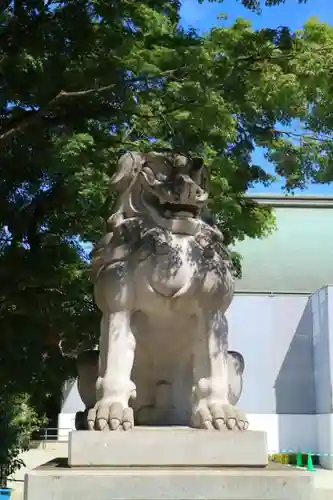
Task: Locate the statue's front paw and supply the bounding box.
[191,403,248,431]
[87,399,134,431]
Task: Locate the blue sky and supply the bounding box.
[180,0,333,195]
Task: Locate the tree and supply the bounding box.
[0,1,332,417]
[200,0,309,12]
[0,393,45,489]
[243,0,307,7]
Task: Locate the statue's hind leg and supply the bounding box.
[191,310,248,431]
[75,349,99,430]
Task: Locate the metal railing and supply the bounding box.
[28,427,73,448]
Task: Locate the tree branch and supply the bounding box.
[274,128,333,142]
[0,85,118,146]
[233,44,333,68]
[251,124,333,143]
[0,68,189,146]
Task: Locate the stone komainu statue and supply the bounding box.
[75,151,248,432]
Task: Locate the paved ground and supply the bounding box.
[8,444,333,500]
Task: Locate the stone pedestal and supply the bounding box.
[24,427,317,500]
[68,427,268,467]
[25,460,316,500]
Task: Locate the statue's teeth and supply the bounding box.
[177,211,192,217]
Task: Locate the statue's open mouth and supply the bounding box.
[157,200,200,219]
[139,188,201,220]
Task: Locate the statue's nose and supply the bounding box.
[175,174,207,204]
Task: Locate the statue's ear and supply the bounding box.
[191,157,204,171]
[201,164,209,191]
[110,152,145,193]
[190,157,208,190]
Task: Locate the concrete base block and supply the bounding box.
[24,460,316,500]
[68,427,268,467]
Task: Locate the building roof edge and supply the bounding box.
[246,193,333,208]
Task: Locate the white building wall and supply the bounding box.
[312,287,333,468]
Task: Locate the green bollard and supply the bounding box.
[306,453,315,472]
[296,451,303,468]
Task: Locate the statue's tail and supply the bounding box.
[227,351,245,405]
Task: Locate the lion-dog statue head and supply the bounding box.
[110,150,209,233]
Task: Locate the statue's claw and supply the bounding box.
[191,403,248,431]
[87,400,134,431]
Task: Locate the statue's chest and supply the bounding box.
[138,229,228,299]
[144,237,194,297]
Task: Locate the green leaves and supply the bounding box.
[0,393,46,488]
